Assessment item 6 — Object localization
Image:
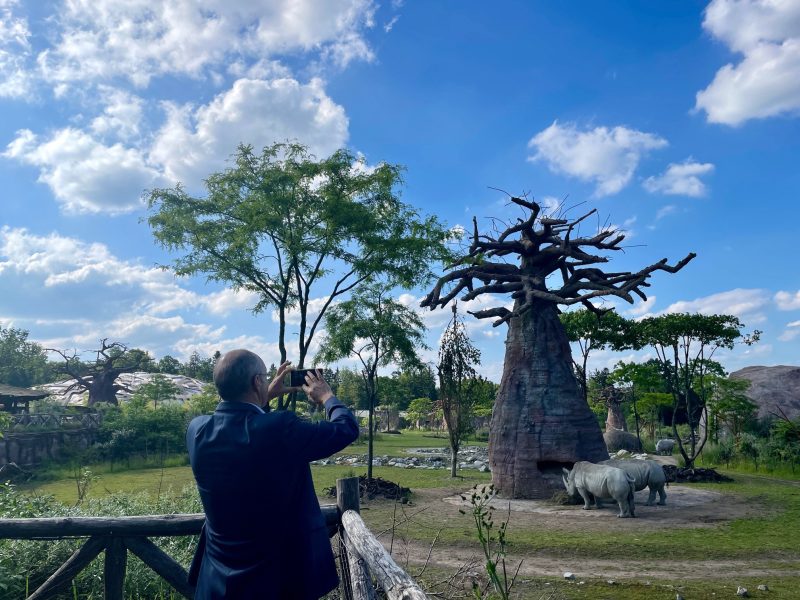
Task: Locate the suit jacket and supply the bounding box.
[186,397,359,599]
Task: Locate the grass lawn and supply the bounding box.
[340,429,486,457]
[25,463,491,505]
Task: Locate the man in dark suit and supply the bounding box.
[187,349,359,599]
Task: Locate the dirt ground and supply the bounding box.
[368,483,800,582]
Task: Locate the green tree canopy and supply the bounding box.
[0,325,49,387]
[560,309,636,402]
[147,142,452,409]
[317,281,427,478]
[634,313,760,467]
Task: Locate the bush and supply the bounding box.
[0,482,201,598]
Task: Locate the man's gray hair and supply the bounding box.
[213,349,264,401]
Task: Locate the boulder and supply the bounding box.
[603,428,642,453]
[730,365,800,421]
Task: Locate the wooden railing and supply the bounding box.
[0,477,428,600]
[5,412,101,431]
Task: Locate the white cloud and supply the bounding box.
[0,0,33,98]
[656,204,678,220]
[528,121,667,196]
[696,0,800,125]
[149,77,348,186]
[775,290,800,310]
[663,288,770,324]
[778,319,800,342]
[90,86,145,141]
[0,227,268,357]
[643,161,715,197]
[628,296,656,317]
[36,0,377,89]
[3,128,165,214]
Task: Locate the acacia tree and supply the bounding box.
[636,313,760,468]
[438,303,481,477]
[147,143,451,409]
[317,282,427,480]
[560,309,634,403]
[422,195,695,497]
[48,340,148,406]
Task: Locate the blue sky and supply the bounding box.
[1,0,798,380]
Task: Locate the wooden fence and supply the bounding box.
[5,412,102,431]
[0,477,428,600]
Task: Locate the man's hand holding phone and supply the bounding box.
[301,369,334,406]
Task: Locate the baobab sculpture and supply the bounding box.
[422,196,695,497]
[48,340,147,406]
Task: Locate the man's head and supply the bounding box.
[213,349,268,403]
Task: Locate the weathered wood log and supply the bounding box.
[123,536,195,599]
[0,514,205,539]
[337,477,375,600]
[104,537,126,600]
[341,510,428,600]
[27,535,106,600]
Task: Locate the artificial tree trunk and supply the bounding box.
[606,402,627,431]
[489,302,608,498]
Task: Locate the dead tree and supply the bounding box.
[48,340,146,406]
[421,195,695,498]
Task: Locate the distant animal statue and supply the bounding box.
[603,428,642,453]
[562,461,636,518]
[601,459,667,506]
[655,439,676,455]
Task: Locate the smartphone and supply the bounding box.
[289,368,320,388]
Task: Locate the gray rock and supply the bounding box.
[563,572,575,580]
[737,586,749,597]
[731,365,800,421]
[757,584,769,592]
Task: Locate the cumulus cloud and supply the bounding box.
[778,319,800,342]
[36,0,377,89]
[0,227,268,357]
[643,161,715,197]
[0,0,33,98]
[90,86,145,141]
[150,77,348,186]
[656,204,678,220]
[775,289,800,310]
[528,121,667,196]
[628,296,656,317]
[696,0,800,125]
[663,288,770,324]
[3,128,165,214]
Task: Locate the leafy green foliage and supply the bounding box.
[185,383,220,416]
[459,484,520,599]
[634,313,760,467]
[130,373,180,408]
[438,304,481,476]
[560,309,636,401]
[318,281,428,478]
[147,142,453,407]
[0,325,49,387]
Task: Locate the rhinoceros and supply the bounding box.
[562,461,636,518]
[655,439,676,455]
[601,459,667,506]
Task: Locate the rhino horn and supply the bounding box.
[562,467,570,477]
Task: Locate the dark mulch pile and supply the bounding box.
[323,475,411,502]
[662,465,733,483]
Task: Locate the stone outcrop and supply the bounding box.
[729,365,800,421]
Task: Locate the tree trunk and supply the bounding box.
[489,302,608,498]
[367,391,375,480]
[88,373,120,406]
[450,446,458,478]
[605,402,627,431]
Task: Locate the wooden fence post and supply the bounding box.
[104,537,127,600]
[337,477,376,600]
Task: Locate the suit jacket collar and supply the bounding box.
[215,400,265,415]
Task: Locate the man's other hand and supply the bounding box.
[267,361,300,400]
[302,370,334,406]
